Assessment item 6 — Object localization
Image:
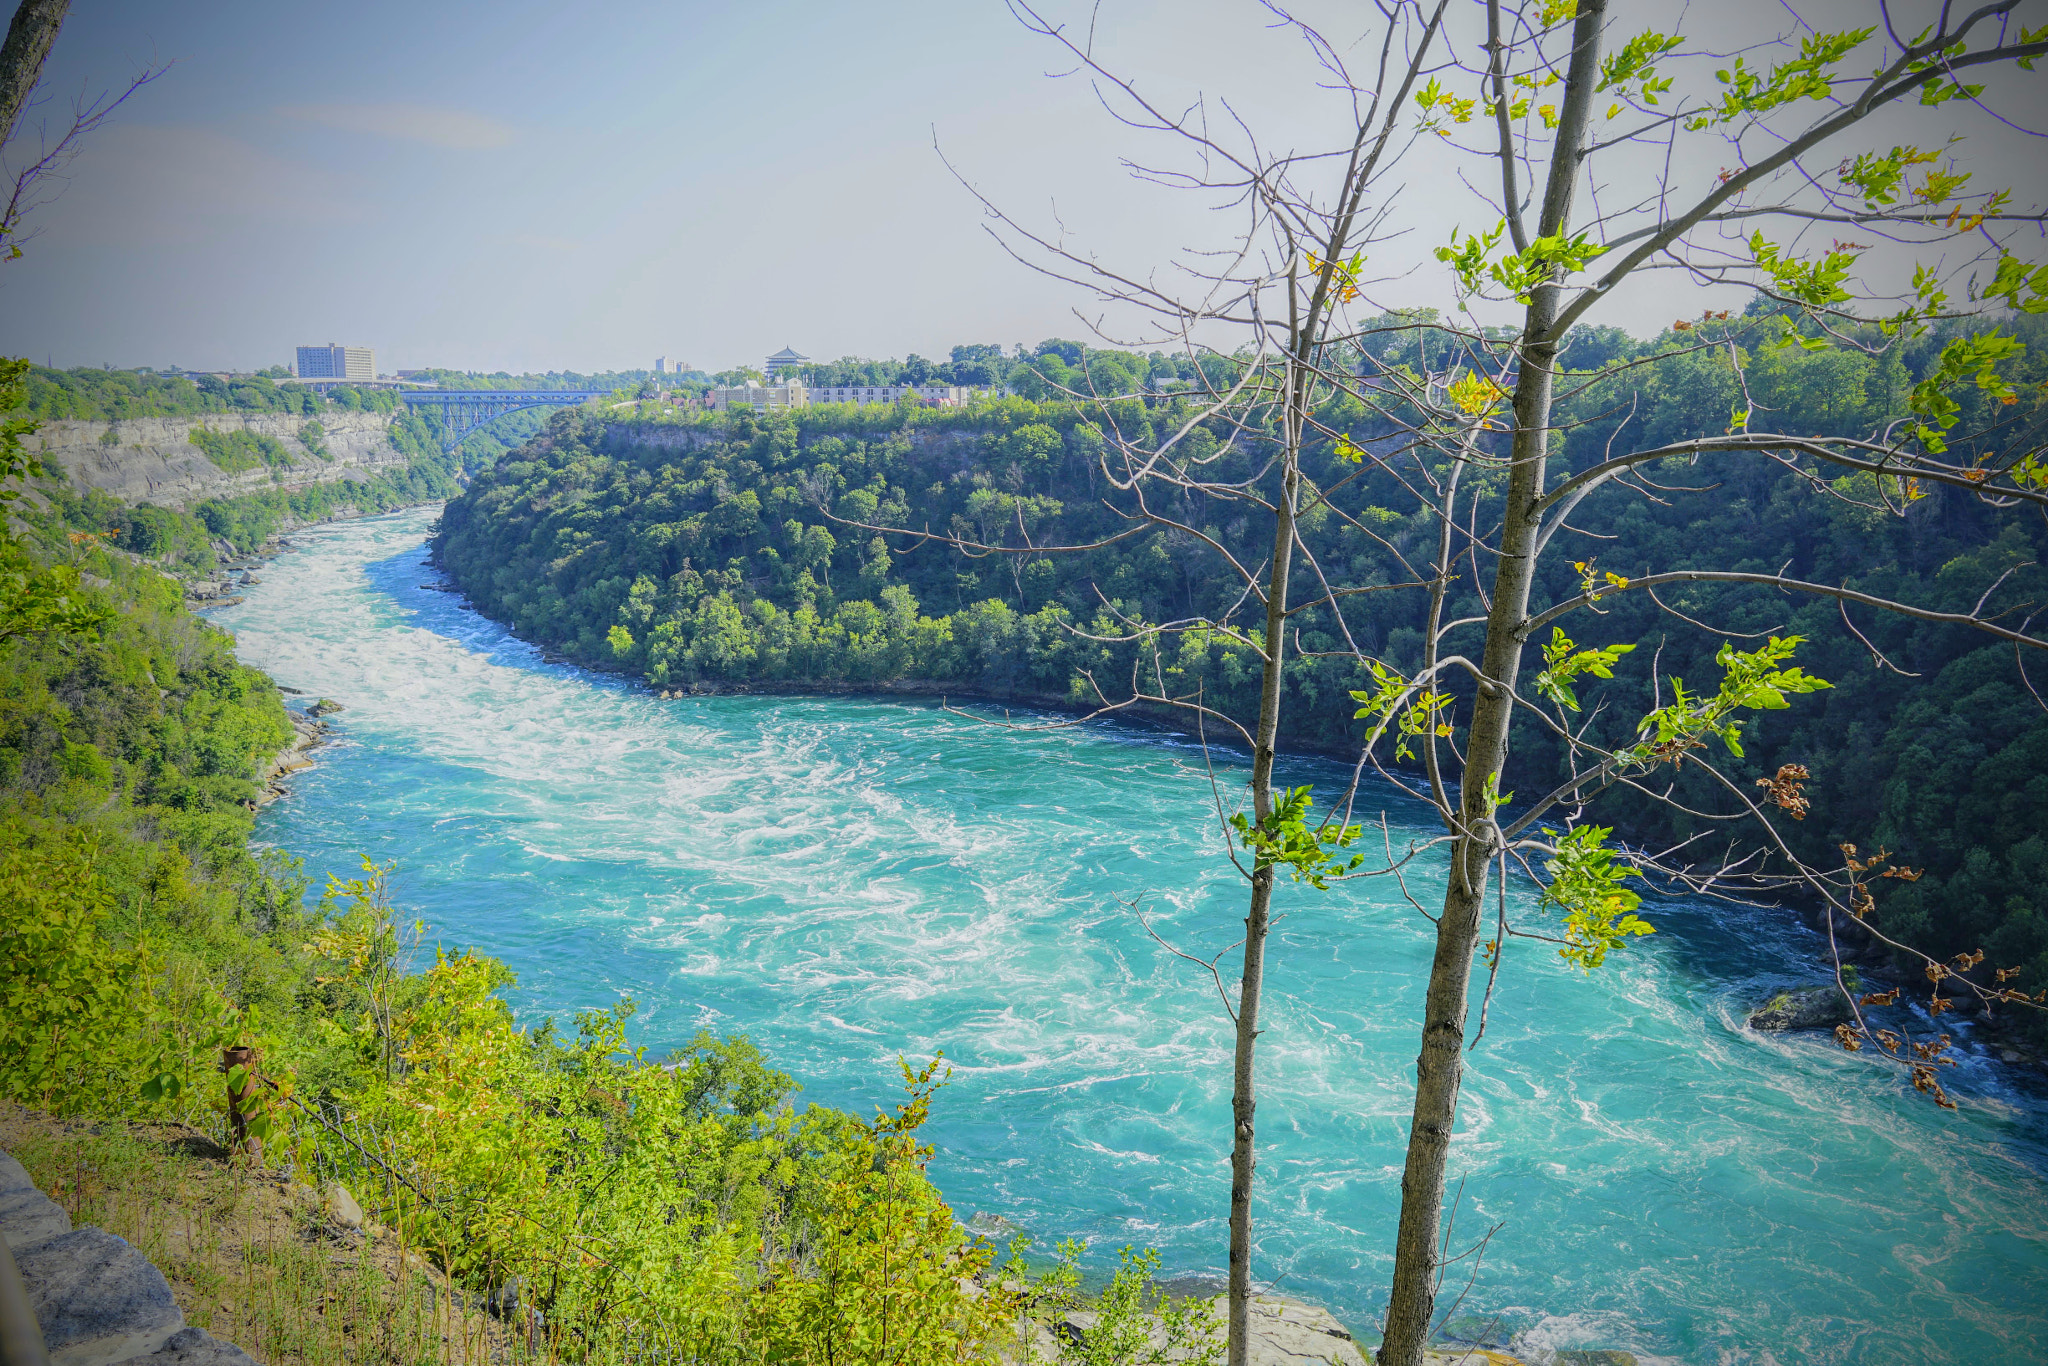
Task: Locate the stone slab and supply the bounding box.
[1227,1296,1370,1366]
[134,1327,258,1366]
[16,1226,185,1366]
[0,1184,72,1249]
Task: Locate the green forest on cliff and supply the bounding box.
[1,354,1161,1361]
[20,365,419,421]
[434,312,2048,1037]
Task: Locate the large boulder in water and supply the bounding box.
[1748,984,1852,1032]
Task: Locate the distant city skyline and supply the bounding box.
[1,1,2041,375]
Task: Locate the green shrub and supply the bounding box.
[188,426,292,474]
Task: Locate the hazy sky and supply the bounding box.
[1,0,2042,375]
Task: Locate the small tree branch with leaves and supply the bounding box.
[938,3,2048,1363]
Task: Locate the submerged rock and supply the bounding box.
[967,1211,1023,1241]
[1748,984,1852,1032]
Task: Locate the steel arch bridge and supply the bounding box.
[399,390,611,451]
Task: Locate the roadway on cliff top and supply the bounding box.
[398,389,611,450]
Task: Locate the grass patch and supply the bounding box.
[2,1106,524,1366]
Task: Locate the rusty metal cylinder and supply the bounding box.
[222,1045,262,1163]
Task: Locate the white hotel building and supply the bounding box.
[807,384,977,407]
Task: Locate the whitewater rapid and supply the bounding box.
[220,508,2047,1364]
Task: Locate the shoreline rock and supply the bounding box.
[254,710,330,807]
[1747,984,1853,1032]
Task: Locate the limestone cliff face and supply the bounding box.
[28,410,415,509]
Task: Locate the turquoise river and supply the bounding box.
[220,508,2047,1364]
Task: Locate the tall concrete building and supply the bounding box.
[765,346,809,377]
[296,344,375,381]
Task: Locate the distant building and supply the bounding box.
[765,346,809,378]
[654,356,695,376]
[808,384,978,408]
[296,344,375,381]
[708,379,808,413]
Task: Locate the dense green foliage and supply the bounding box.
[405,366,673,391]
[187,426,293,473]
[0,535,1014,1352]
[17,366,435,422]
[0,500,1191,1359]
[436,317,2048,1035]
[1,366,1190,1359]
[0,507,306,1113]
[794,340,1216,398]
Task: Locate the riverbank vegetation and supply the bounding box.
[2,359,1197,1362]
[433,308,2048,1052]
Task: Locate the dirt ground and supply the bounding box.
[1,1102,524,1366]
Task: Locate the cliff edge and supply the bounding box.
[29,410,416,510]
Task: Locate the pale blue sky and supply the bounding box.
[1,0,1281,374]
[1,1,2041,375]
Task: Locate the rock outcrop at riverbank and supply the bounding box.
[255,709,331,807]
[1747,984,1854,1031]
[29,411,415,510]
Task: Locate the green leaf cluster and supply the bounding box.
[998,1239,1223,1365]
[1434,223,1606,303]
[1540,825,1654,971]
[1597,30,1682,104]
[1749,233,1858,309]
[1227,784,1364,889]
[1622,635,1832,764]
[1534,627,1636,712]
[1350,658,1453,762]
[1686,28,1875,129]
[1908,330,2027,451]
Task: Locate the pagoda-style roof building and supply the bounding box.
[766,346,809,375]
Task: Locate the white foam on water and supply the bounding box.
[220,509,2048,1365]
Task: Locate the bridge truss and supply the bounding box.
[399,390,611,451]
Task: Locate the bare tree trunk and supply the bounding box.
[0,0,66,149]
[1377,6,1604,1362]
[1227,425,1301,1365]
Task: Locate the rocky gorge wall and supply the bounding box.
[28,410,415,510]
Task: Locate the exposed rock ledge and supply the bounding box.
[2,1149,252,1366]
[254,710,331,808]
[31,410,413,511]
